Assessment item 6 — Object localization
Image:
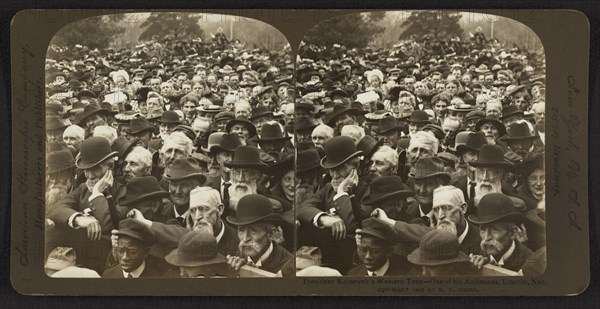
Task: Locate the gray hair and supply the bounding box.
[408,131,439,154]
[161,131,193,156]
[125,146,152,169]
[372,145,398,167]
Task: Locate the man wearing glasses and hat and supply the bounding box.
[226,194,293,275]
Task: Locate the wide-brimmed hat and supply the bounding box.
[456,131,488,155]
[295,116,317,132]
[447,103,476,113]
[408,157,452,183]
[256,123,291,142]
[218,65,235,75]
[375,116,401,134]
[297,149,322,174]
[226,194,282,226]
[111,136,136,160]
[468,144,513,169]
[47,149,75,174]
[474,64,490,74]
[76,136,118,169]
[209,133,242,155]
[118,176,170,206]
[225,145,269,169]
[499,122,538,142]
[407,110,431,124]
[356,135,383,159]
[475,115,507,137]
[76,104,111,126]
[163,157,207,183]
[225,117,257,137]
[320,136,363,169]
[165,230,227,267]
[500,105,524,120]
[467,193,524,225]
[249,106,274,121]
[325,104,361,126]
[356,218,397,243]
[115,218,157,247]
[361,176,413,206]
[407,229,470,266]
[157,111,181,124]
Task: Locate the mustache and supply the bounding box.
[480,240,504,253]
[239,241,262,253]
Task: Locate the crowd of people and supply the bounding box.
[44,22,546,278]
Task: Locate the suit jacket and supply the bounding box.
[495,241,533,272]
[247,242,292,274]
[101,255,171,278]
[346,254,415,276]
[296,181,369,234]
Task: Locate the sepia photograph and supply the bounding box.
[294,10,546,277]
[43,12,295,278]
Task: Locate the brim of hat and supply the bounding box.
[208,145,238,155]
[226,119,256,132]
[467,212,524,225]
[226,213,282,226]
[320,150,363,169]
[408,172,451,183]
[114,230,154,246]
[47,162,76,174]
[249,112,273,121]
[77,109,112,125]
[500,111,524,119]
[469,161,513,169]
[499,135,538,142]
[224,162,269,169]
[375,126,401,134]
[326,109,361,125]
[356,229,395,243]
[165,249,227,267]
[75,151,118,170]
[157,120,182,124]
[359,138,384,159]
[361,190,414,206]
[297,162,322,174]
[128,127,155,135]
[407,249,470,266]
[256,136,291,143]
[118,191,170,206]
[163,172,207,183]
[456,144,482,154]
[407,119,432,124]
[475,119,505,132]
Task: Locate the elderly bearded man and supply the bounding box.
[398,131,439,182]
[155,131,194,187]
[297,136,369,274]
[226,194,292,275]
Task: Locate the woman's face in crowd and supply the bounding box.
[527,168,545,200]
[280,169,295,200]
[445,82,458,95]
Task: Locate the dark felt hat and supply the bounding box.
[468,144,513,169]
[465,110,486,123]
[225,145,269,169]
[500,105,524,120]
[163,157,207,183]
[407,110,431,124]
[111,136,136,160]
[118,176,170,206]
[226,194,282,226]
[297,149,322,174]
[210,133,242,155]
[47,149,75,174]
[295,116,317,132]
[356,135,383,160]
[356,218,397,243]
[456,131,488,155]
[225,117,257,137]
[115,218,157,247]
[128,117,155,135]
[408,157,451,183]
[407,229,470,266]
[256,123,291,142]
[76,136,118,169]
[361,176,414,206]
[325,104,360,126]
[320,136,363,169]
[76,104,111,126]
[375,116,401,134]
[500,122,538,142]
[249,106,274,121]
[475,115,507,137]
[165,230,227,267]
[157,110,181,124]
[468,193,524,225]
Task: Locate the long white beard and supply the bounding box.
[474,181,503,206]
[436,219,458,236]
[228,181,258,211]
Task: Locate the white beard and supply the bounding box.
[436,219,458,236]
[228,181,258,211]
[474,181,502,206]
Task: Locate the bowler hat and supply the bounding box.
[225,145,269,169]
[468,144,513,169]
[47,116,69,131]
[210,133,242,155]
[226,194,282,226]
[111,136,136,160]
[408,157,452,183]
[297,149,322,173]
[249,106,274,121]
[295,116,317,132]
[500,122,538,142]
[356,218,397,243]
[356,135,383,160]
[165,230,227,267]
[407,230,470,266]
[47,149,75,174]
[163,157,207,183]
[256,123,291,142]
[225,117,257,137]
[201,132,226,153]
[500,105,524,120]
[128,117,155,135]
[407,110,431,124]
[157,110,181,124]
[320,136,363,169]
[456,131,488,155]
[361,176,413,206]
[76,104,111,126]
[467,193,524,225]
[475,115,507,137]
[375,116,401,134]
[115,218,157,247]
[76,136,118,169]
[118,176,170,206]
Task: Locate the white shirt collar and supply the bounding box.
[419,204,433,219]
[538,131,545,144]
[367,258,390,277]
[173,206,188,219]
[123,259,145,278]
[457,220,470,244]
[249,242,274,267]
[215,219,226,244]
[490,240,516,266]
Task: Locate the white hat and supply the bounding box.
[432,185,465,208]
[366,69,384,84]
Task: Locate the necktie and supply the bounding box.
[176,216,185,226]
[222,182,231,218]
[469,182,476,202]
[421,216,431,227]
